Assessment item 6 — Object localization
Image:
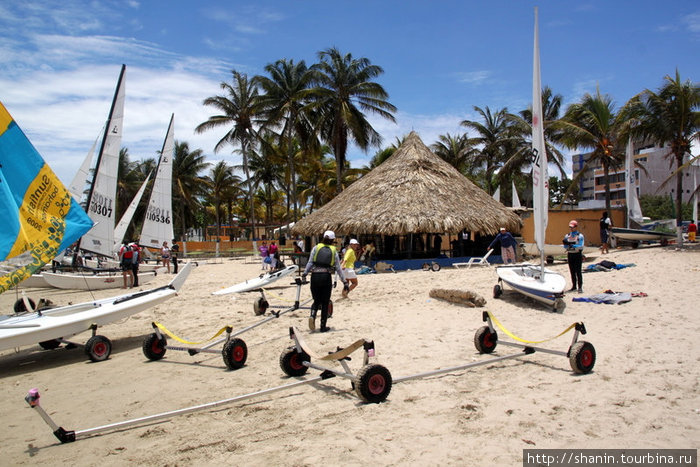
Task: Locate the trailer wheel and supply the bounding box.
[279,348,309,376]
[223,338,248,370]
[85,335,112,362]
[354,364,392,403]
[553,298,566,313]
[431,263,441,272]
[142,333,167,360]
[39,339,62,350]
[422,262,430,271]
[253,297,268,316]
[493,284,502,298]
[474,326,498,353]
[14,298,35,314]
[569,341,596,374]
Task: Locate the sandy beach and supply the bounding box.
[1,245,698,466]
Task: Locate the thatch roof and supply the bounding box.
[291,131,522,236]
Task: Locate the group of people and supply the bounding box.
[118,239,179,288]
[258,240,281,271]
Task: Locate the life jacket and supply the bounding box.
[121,244,133,259]
[313,243,336,267]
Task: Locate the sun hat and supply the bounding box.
[499,227,506,231]
[349,239,359,245]
[569,220,578,228]
[323,230,336,240]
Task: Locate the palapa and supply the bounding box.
[291,131,522,236]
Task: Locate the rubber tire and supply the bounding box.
[85,335,112,362]
[14,298,35,314]
[253,297,268,316]
[553,298,566,313]
[474,326,498,353]
[39,339,62,350]
[546,255,554,264]
[142,333,167,361]
[354,364,392,403]
[569,341,596,374]
[222,338,248,370]
[422,263,430,271]
[493,284,503,298]
[431,263,441,272]
[279,347,310,376]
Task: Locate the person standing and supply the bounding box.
[130,242,141,287]
[302,230,347,333]
[161,241,171,273]
[268,241,279,270]
[341,239,360,297]
[171,239,180,274]
[599,211,612,254]
[119,243,135,288]
[487,227,518,264]
[259,241,269,270]
[563,220,585,293]
[688,220,697,243]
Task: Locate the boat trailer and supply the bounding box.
[142,278,313,370]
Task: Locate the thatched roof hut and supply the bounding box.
[291,132,522,237]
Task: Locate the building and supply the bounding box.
[572,141,699,210]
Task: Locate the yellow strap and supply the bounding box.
[487,311,577,344]
[260,288,296,304]
[153,322,230,345]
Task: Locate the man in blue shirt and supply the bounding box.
[488,227,518,264]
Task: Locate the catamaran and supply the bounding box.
[494,8,567,312]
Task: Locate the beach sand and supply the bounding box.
[1,246,698,466]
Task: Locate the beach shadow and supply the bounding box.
[0,334,147,378]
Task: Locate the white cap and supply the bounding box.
[349,239,359,245]
[499,227,506,231]
[323,230,336,240]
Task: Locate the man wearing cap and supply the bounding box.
[341,239,361,297]
[302,230,347,332]
[563,220,585,293]
[487,227,518,264]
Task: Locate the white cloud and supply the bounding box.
[682,11,700,33]
[454,70,492,85]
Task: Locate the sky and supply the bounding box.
[1,1,699,185]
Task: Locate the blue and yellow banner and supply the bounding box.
[0,102,93,292]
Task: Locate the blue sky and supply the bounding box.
[1,1,698,185]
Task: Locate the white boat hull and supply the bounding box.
[0,263,192,351]
[496,264,566,309]
[19,274,51,288]
[610,227,675,243]
[521,243,598,257]
[42,270,158,290]
[212,265,299,295]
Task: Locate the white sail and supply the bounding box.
[492,186,500,202]
[532,7,548,259]
[512,180,521,208]
[693,161,698,223]
[114,171,152,248]
[68,130,101,203]
[139,114,175,249]
[625,137,643,227]
[80,65,125,258]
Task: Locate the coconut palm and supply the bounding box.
[206,161,241,239]
[172,141,209,240]
[256,59,316,221]
[196,71,263,239]
[431,133,478,176]
[623,70,700,228]
[310,47,397,193]
[554,88,626,213]
[115,147,146,222]
[248,133,286,223]
[460,106,512,195]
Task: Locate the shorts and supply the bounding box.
[344,268,357,279]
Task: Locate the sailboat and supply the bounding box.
[493,8,567,312]
[610,138,675,247]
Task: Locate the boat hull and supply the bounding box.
[611,227,675,243]
[496,264,566,307]
[212,265,299,295]
[42,270,157,290]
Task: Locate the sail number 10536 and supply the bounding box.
[146,206,171,224]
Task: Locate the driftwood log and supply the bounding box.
[429,288,486,307]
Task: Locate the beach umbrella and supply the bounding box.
[291,131,522,236]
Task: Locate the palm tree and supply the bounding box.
[115,147,147,222]
[256,59,316,221]
[554,88,626,213]
[623,70,700,228]
[172,141,209,240]
[310,47,397,193]
[460,106,512,195]
[248,133,286,223]
[206,161,240,239]
[196,71,263,240]
[431,133,478,175]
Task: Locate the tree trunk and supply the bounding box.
[241,138,256,240]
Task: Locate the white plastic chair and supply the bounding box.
[453,249,494,268]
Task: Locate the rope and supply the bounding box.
[260,287,296,304]
[487,311,578,344]
[153,321,230,345]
